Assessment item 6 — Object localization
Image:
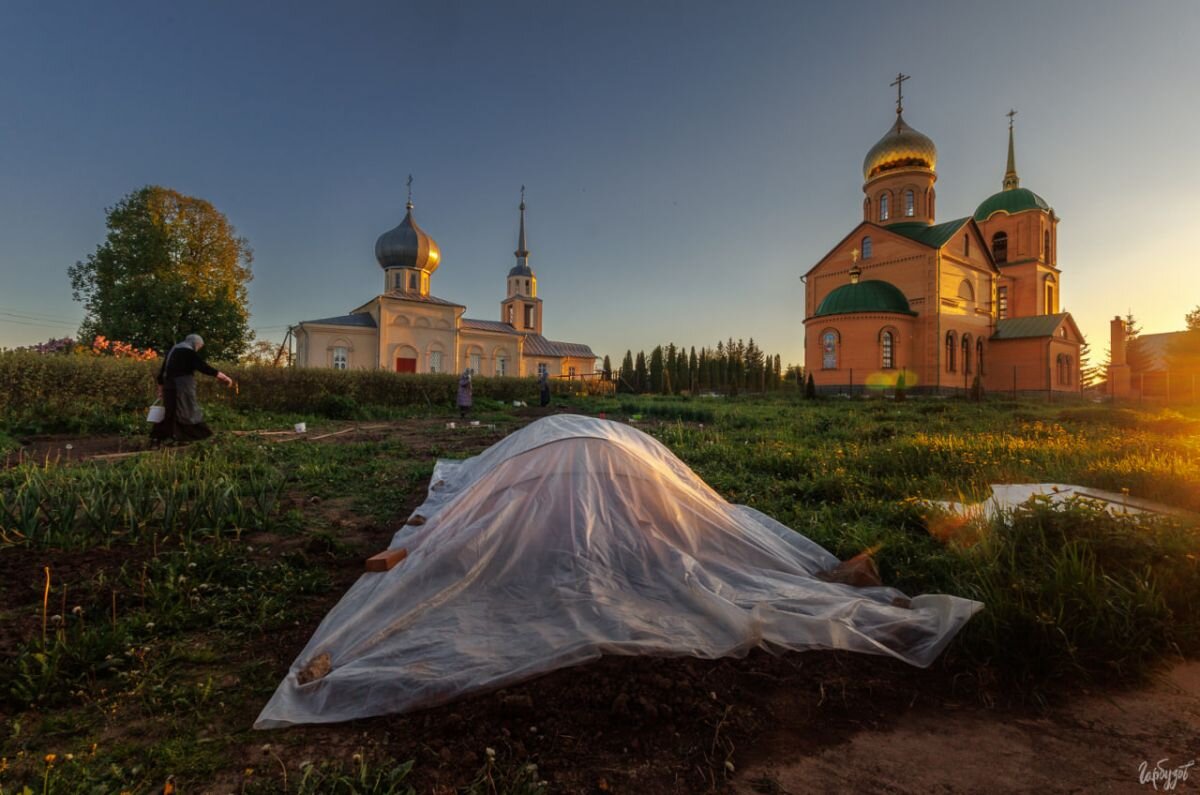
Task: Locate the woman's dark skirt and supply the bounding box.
[149,385,213,443]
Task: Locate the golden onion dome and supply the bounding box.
[374,201,441,274]
[862,113,937,181]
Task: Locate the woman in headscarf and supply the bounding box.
[538,371,551,408]
[150,334,234,444]
[457,369,473,419]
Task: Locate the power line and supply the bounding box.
[0,307,79,324]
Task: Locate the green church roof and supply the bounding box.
[974,188,1051,221]
[885,217,971,248]
[815,279,916,317]
[991,313,1069,340]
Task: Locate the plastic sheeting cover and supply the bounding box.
[256,415,981,728]
[933,483,1187,521]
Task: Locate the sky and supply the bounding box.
[2,0,1198,366]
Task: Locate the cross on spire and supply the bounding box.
[1006,108,1018,129]
[890,72,910,115]
[520,184,526,208]
[406,174,414,209]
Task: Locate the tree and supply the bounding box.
[619,350,635,393]
[649,346,664,394]
[69,185,254,359]
[240,338,288,366]
[602,354,612,380]
[1078,336,1101,390]
[634,351,649,393]
[1186,305,1200,332]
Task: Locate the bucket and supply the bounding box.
[294,422,307,433]
[146,404,165,423]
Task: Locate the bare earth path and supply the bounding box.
[733,662,1200,795]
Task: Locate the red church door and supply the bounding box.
[395,357,417,373]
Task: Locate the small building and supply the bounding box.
[294,192,597,378]
[802,82,1082,396]
[1108,318,1200,401]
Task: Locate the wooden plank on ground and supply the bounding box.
[365,547,409,572]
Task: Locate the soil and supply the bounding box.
[5,416,1197,793]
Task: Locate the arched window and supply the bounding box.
[1044,230,1051,260]
[333,347,348,370]
[976,338,984,376]
[862,236,873,259]
[821,329,839,370]
[1044,276,1056,314]
[957,280,975,302]
[394,272,402,289]
[998,286,1009,319]
[864,197,871,220]
[408,272,418,290]
[1056,354,1067,385]
[964,235,970,257]
[962,334,972,375]
[904,190,915,217]
[879,193,889,221]
[1065,356,1073,385]
[992,231,1008,264]
[880,330,895,370]
[945,331,957,372]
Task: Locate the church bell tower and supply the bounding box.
[501,187,543,335]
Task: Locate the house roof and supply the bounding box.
[1129,331,1192,372]
[886,217,971,248]
[383,292,464,307]
[991,313,1071,340]
[522,334,596,359]
[814,279,916,317]
[461,318,517,334]
[300,313,377,328]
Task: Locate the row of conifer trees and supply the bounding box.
[602,339,800,395]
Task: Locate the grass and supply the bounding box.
[0,393,1198,790]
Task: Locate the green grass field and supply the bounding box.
[1,394,1197,792]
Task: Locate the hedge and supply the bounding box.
[0,352,573,429]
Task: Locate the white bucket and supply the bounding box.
[146,404,165,423]
[294,422,307,433]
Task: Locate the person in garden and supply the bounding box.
[539,371,551,408]
[150,334,234,444]
[457,369,473,418]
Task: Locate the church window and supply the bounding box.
[880,330,894,370]
[945,331,957,372]
[992,232,1008,264]
[429,351,443,373]
[821,330,839,370]
[976,338,984,375]
[958,280,975,302]
[332,347,348,370]
[537,362,548,378]
[964,235,970,257]
[1044,230,1051,260]
[496,355,508,377]
[394,272,402,289]
[1044,278,1056,314]
[998,286,1009,319]
[409,272,417,290]
[904,190,915,217]
[524,305,535,329]
[506,304,514,324]
[879,193,889,221]
[524,279,530,294]
[469,353,481,375]
[962,334,972,375]
[862,236,872,259]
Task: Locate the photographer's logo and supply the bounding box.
[1138,758,1194,791]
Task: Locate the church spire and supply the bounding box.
[514,185,529,262]
[1003,110,1020,191]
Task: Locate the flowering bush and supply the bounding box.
[14,337,76,355]
[88,336,157,360]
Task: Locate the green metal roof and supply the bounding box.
[815,279,916,317]
[886,217,971,248]
[991,313,1069,340]
[974,188,1051,221]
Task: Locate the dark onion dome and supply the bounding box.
[374,202,441,273]
[815,280,916,317]
[974,187,1051,221]
[862,114,938,180]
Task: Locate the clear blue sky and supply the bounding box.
[2,1,1197,365]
